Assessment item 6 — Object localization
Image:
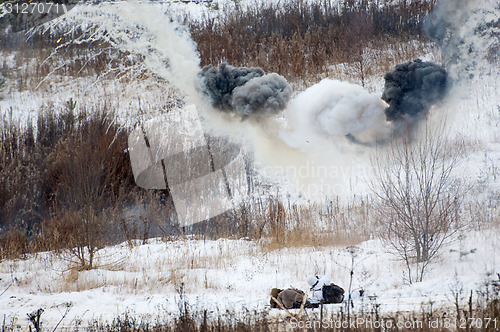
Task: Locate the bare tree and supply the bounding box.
[341,10,374,87]
[371,123,467,283]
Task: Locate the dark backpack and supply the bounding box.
[270,288,283,308]
[322,284,345,304]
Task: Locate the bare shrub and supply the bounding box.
[0,0,442,259]
[119,190,176,245]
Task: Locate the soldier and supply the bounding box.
[306,275,331,304]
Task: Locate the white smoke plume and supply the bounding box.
[281,79,388,149]
[35,1,203,104]
[26,2,401,201]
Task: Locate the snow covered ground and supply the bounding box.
[0,228,499,330]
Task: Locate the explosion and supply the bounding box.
[382,59,450,123]
[199,62,292,118]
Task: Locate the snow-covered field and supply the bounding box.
[1,0,500,330]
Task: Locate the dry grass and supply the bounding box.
[191,0,437,81]
[7,192,371,294]
[255,198,371,251]
[1,2,499,330]
[9,296,497,331]
[0,201,370,294]
[324,40,443,89]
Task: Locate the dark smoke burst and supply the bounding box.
[200,62,264,111]
[230,73,292,116]
[382,59,450,122]
[199,61,291,117]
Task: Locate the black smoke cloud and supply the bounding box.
[199,62,292,117]
[382,59,450,122]
[230,73,292,116]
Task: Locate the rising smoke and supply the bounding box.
[199,62,292,117]
[284,59,451,148]
[382,59,450,123]
[424,0,500,79]
[231,73,292,117]
[33,2,203,107]
[32,1,477,201]
[282,79,388,149]
[283,63,450,150]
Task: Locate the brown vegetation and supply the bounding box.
[191,0,437,80]
[0,106,140,262]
